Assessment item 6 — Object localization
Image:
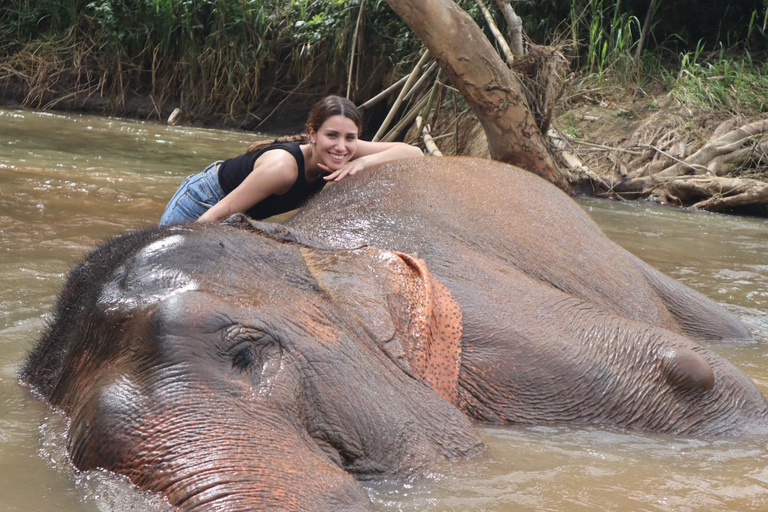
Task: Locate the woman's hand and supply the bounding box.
[318,141,423,182]
[320,160,366,182]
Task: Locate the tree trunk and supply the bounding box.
[495,0,525,57]
[385,0,568,191]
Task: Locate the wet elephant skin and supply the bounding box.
[20,157,768,510]
[21,223,482,511]
[288,157,767,437]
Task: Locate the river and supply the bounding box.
[1,108,767,511]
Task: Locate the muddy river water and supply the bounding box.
[1,108,767,511]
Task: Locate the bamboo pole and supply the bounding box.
[372,49,431,142]
[380,93,430,142]
[358,74,409,110]
[473,0,515,65]
[427,75,445,130]
[421,71,443,123]
[346,0,366,99]
[417,115,443,156]
[403,61,438,101]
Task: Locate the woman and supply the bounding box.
[159,95,423,226]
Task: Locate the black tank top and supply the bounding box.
[217,142,327,220]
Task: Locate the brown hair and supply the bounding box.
[246,95,362,154]
[306,95,362,133]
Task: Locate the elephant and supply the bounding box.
[21,156,768,510]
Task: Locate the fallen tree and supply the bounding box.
[384,0,569,190]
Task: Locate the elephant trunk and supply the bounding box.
[66,376,373,511]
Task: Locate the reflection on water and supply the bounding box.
[1,108,767,511]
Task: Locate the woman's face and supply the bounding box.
[309,115,359,171]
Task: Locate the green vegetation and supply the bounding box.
[583,0,640,80]
[551,0,768,115]
[665,44,768,112]
[0,0,420,125]
[1,0,767,123]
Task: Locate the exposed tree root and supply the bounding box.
[666,175,768,211]
[567,113,768,215]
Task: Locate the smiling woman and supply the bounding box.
[158,95,424,226]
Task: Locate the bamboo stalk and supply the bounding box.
[380,93,430,142]
[358,74,409,110]
[421,71,442,123]
[403,61,438,101]
[473,0,515,65]
[417,115,443,156]
[372,49,431,142]
[427,76,445,130]
[346,0,366,99]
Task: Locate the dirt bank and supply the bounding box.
[408,81,768,216]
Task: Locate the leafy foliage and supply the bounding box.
[1,0,766,122]
[0,0,416,123]
[515,0,767,55]
[666,44,768,112]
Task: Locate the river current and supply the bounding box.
[1,108,767,511]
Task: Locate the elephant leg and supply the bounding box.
[623,250,752,342]
[454,273,767,436]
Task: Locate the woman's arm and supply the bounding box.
[197,150,298,223]
[322,140,423,182]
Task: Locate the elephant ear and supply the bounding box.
[300,247,463,405]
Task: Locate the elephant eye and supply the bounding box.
[232,344,256,370]
[224,325,281,374]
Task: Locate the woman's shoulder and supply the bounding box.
[255,142,302,164]
[252,147,301,181]
[271,141,304,162]
[255,144,300,163]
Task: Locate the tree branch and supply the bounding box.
[473,0,515,65]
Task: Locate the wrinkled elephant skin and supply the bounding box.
[21,157,768,510]
[289,158,766,436]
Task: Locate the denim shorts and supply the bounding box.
[159,161,225,226]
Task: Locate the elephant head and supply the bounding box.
[21,220,483,510]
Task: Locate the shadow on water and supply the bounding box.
[1,108,767,511]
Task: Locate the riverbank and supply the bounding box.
[404,74,768,216]
[3,1,766,214]
[0,82,314,134]
[0,1,414,135]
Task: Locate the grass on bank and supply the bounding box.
[569,46,768,118]
[667,45,768,113]
[561,0,767,116]
[1,0,767,125]
[0,0,423,125]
